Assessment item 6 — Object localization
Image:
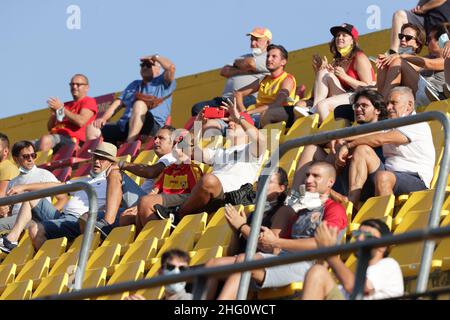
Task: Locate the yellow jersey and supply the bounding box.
[256,71,298,107]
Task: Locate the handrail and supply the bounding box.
[41,224,450,300]
[0,181,98,291]
[237,111,450,299]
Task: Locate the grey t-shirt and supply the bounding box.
[222,52,269,98]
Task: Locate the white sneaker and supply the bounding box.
[294,106,312,117]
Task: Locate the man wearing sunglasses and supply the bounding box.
[37,74,98,152]
[301,219,404,300]
[0,142,144,253]
[0,140,64,232]
[87,54,176,145]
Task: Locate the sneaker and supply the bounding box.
[94,218,113,239]
[0,235,18,253]
[294,106,312,117]
[154,204,180,228]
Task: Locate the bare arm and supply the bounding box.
[234,80,260,112]
[103,168,123,224]
[402,55,445,71]
[64,107,95,128]
[141,54,176,85]
[347,130,409,149]
[120,161,166,179]
[220,57,257,78]
[416,0,447,12]
[99,99,124,122]
[337,54,374,90]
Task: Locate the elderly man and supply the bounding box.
[87,54,176,144]
[337,86,435,208]
[191,27,272,116]
[0,142,144,252]
[216,161,348,300]
[37,74,98,152]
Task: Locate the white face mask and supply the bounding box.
[89,168,108,179]
[439,33,449,49]
[19,165,36,174]
[163,267,186,294]
[252,47,263,56]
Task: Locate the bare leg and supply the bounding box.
[292,145,327,190]
[136,194,164,233]
[390,10,408,53]
[313,70,347,107]
[315,92,352,123]
[86,124,102,140]
[38,135,55,152]
[301,264,338,300]
[127,100,148,142]
[260,107,290,128]
[6,199,40,242]
[374,171,397,196]
[348,145,381,209]
[205,256,238,300]
[28,221,47,251]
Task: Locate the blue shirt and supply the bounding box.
[117,73,176,131]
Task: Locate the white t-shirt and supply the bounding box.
[205,143,262,193]
[63,174,108,218]
[382,121,435,188]
[8,166,59,215]
[140,153,177,194]
[364,257,404,300]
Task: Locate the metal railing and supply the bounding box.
[0,181,98,291]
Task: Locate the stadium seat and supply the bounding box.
[76,137,103,159]
[101,225,136,254]
[281,114,319,143]
[126,150,159,185]
[431,215,450,271]
[117,140,141,158]
[67,232,101,253]
[34,237,68,267]
[1,241,35,273]
[51,166,72,182]
[15,256,50,289]
[87,244,121,272]
[279,147,303,185]
[263,121,286,153]
[349,195,395,234]
[49,250,80,277]
[201,135,224,149]
[135,219,171,243]
[193,224,237,256]
[38,143,78,170]
[156,231,196,258]
[172,212,208,239]
[32,273,69,299]
[257,282,303,300]
[206,205,244,229]
[0,264,17,294]
[119,238,158,270]
[34,149,53,166]
[82,267,107,290]
[190,246,224,266]
[0,280,33,300]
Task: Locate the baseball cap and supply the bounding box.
[247,27,272,41]
[330,23,359,41]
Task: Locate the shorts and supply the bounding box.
[256,252,313,289]
[161,193,191,208]
[391,171,427,195]
[102,112,161,145]
[325,284,346,300]
[34,134,74,151]
[405,11,425,28]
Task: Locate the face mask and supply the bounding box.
[252,47,263,56]
[439,33,449,49]
[163,268,186,294]
[89,168,108,179]
[337,44,353,57]
[398,46,415,55]
[19,165,36,174]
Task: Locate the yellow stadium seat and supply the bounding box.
[193,224,237,256]
[423,100,450,115]
[431,215,450,271]
[101,225,136,255]
[0,264,16,294]
[33,237,67,267]
[244,205,255,214]
[429,165,450,189]
[350,195,395,234]
[256,149,271,177]
[279,147,303,185]
[428,120,445,164]
[257,282,303,300]
[98,260,145,300]
[82,267,107,290]
[172,212,208,239]
[15,256,50,289]
[34,149,53,166]
[0,280,33,300]
[316,113,348,132]
[133,260,164,300]
[1,241,35,273]
[49,249,92,277]
[119,238,158,270]
[67,232,101,253]
[32,273,69,299]
[135,219,172,243]
[201,135,224,149]
[87,244,121,272]
[282,114,319,143]
[145,260,161,279]
[126,150,159,185]
[263,121,286,153]
[190,246,224,266]
[206,205,244,229]
[156,232,196,258]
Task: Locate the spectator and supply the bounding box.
[204,167,288,300]
[291,88,387,203]
[0,140,65,232]
[0,133,19,197]
[191,27,271,116]
[377,23,446,106]
[233,44,298,128]
[377,23,426,96]
[139,98,266,228]
[37,74,98,152]
[0,142,144,252]
[302,219,404,300]
[125,249,192,300]
[389,0,450,54]
[87,54,176,145]
[307,23,375,122]
[216,161,348,300]
[336,87,435,209]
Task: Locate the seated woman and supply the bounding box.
[309,23,375,122]
[203,167,288,300]
[377,22,446,107]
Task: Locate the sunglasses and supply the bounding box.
[140,62,153,68]
[398,33,416,41]
[93,155,110,162]
[69,82,88,87]
[352,103,373,110]
[164,263,188,272]
[20,153,37,160]
[351,230,376,239]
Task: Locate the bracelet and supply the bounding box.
[237,223,247,233]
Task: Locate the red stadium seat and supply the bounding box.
[117,140,141,157]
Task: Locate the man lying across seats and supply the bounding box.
[215,161,348,299]
[335,86,435,209]
[290,87,388,205]
[136,97,266,228]
[0,142,144,252]
[301,219,404,300]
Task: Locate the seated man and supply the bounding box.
[125,249,192,300]
[0,140,65,232]
[337,86,435,208]
[0,133,19,197]
[87,54,176,145]
[302,219,404,300]
[37,74,98,152]
[191,27,271,116]
[0,142,144,252]
[216,161,348,300]
[137,98,266,227]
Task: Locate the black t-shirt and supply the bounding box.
[424,1,450,36]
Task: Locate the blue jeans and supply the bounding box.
[191,95,256,116]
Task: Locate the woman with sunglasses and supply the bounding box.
[376,23,426,98]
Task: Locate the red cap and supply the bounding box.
[330,23,359,41]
